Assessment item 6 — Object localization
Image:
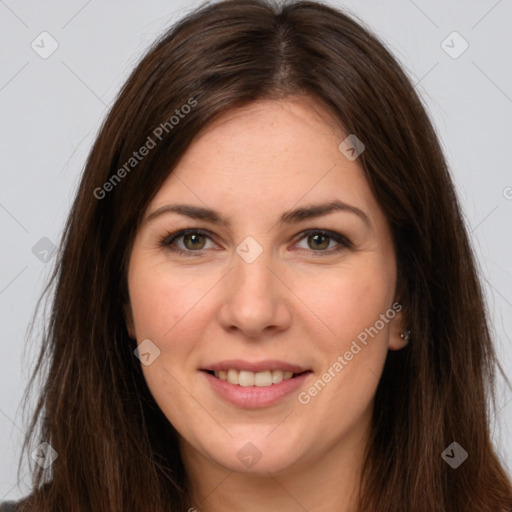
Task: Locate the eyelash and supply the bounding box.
[159,228,353,257]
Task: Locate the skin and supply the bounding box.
[125,97,407,511]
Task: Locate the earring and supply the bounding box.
[400,329,411,344]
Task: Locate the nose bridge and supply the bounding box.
[232,233,276,293]
[235,247,274,294]
[218,241,291,337]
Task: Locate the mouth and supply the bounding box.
[202,368,311,387]
[200,360,312,407]
[201,367,312,408]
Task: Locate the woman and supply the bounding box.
[3,0,511,510]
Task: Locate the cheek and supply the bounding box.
[127,256,227,384]
[295,262,395,419]
[294,258,395,402]
[293,260,395,346]
[129,257,210,340]
[127,260,210,415]
[129,271,179,339]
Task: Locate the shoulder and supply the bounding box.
[0,500,21,511]
[0,494,34,512]
[1,481,53,511]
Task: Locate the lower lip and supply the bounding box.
[203,371,311,408]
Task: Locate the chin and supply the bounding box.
[197,429,308,475]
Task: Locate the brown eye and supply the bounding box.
[307,233,330,250]
[160,229,215,254]
[183,232,207,250]
[294,229,352,255]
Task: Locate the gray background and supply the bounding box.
[1,0,511,501]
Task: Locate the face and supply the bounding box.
[126,97,406,477]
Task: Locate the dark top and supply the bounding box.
[2,497,511,511]
[0,501,19,511]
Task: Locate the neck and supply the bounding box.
[181,413,371,512]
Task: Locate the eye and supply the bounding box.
[160,229,216,255]
[293,229,352,255]
[159,228,352,257]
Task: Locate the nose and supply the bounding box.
[217,249,293,339]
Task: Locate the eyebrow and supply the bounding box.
[144,199,371,228]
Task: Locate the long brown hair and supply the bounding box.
[18,1,512,510]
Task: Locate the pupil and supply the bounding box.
[310,234,328,250]
[185,233,205,249]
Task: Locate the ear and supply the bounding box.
[388,301,409,351]
[123,302,136,340]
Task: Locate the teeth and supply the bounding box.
[238,371,255,387]
[271,370,283,384]
[254,370,272,387]
[213,369,297,387]
[227,369,239,385]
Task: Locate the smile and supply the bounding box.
[201,360,312,408]
[211,369,295,387]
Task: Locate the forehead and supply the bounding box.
[148,97,386,232]
[185,96,343,175]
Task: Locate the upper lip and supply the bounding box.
[202,359,309,373]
